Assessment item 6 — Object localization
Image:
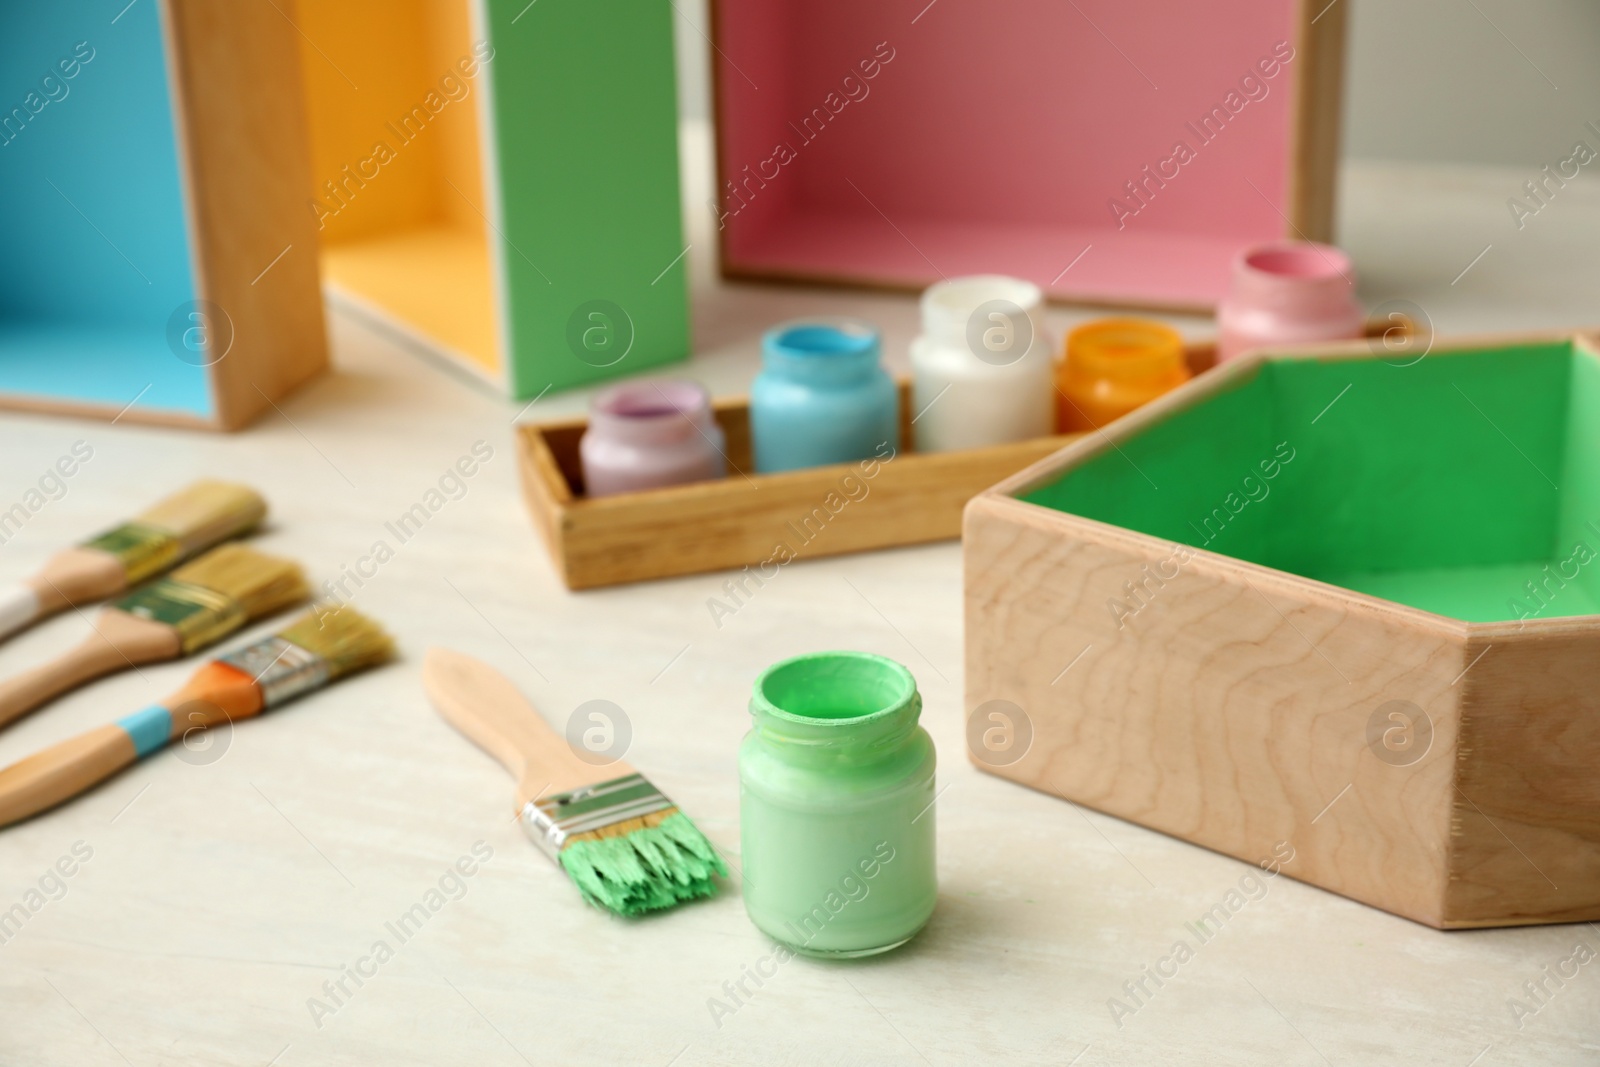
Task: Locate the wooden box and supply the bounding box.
[296,0,689,399]
[964,330,1600,928]
[515,339,1250,589]
[711,0,1346,312]
[517,382,1078,589]
[0,0,327,429]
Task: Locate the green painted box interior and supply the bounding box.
[1022,339,1600,623]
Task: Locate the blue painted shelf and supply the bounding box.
[0,0,327,429]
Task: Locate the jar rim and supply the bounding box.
[1066,317,1185,380]
[920,275,1043,353]
[592,379,710,421]
[763,319,879,361]
[587,379,711,444]
[1237,240,1350,281]
[751,650,918,729]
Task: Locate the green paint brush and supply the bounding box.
[421,648,725,916]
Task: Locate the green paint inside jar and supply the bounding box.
[739,651,937,957]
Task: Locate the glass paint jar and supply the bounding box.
[750,320,899,473]
[739,651,936,958]
[1216,241,1364,364]
[909,275,1055,453]
[1056,318,1190,431]
[579,380,725,497]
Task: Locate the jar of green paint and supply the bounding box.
[739,651,937,957]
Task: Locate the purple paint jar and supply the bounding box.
[579,380,726,497]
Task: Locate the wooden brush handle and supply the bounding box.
[0,548,128,644]
[0,663,267,828]
[26,548,129,619]
[0,584,41,641]
[422,648,635,807]
[0,722,146,828]
[0,610,182,729]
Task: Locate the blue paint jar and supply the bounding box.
[750,320,900,473]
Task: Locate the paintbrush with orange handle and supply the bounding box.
[0,544,309,730]
[0,607,392,828]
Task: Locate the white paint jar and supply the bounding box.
[909,276,1055,453]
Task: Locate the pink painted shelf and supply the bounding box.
[711,0,1347,312]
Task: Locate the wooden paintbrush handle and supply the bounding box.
[0,548,128,643]
[0,715,167,828]
[0,584,41,641]
[25,548,129,620]
[0,656,272,828]
[422,648,635,806]
[0,610,182,729]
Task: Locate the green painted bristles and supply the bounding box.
[558,811,728,917]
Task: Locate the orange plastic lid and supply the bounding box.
[1066,318,1185,380]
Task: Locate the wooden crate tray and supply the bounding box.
[519,380,1080,590]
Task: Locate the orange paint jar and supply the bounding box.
[1056,319,1190,431]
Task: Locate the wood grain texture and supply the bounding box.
[964,329,1600,929]
[0,612,181,728]
[163,0,329,430]
[964,493,1465,927]
[519,383,1080,589]
[1447,621,1600,926]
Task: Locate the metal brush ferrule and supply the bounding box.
[116,578,246,654]
[216,636,329,708]
[519,773,673,862]
[82,522,183,584]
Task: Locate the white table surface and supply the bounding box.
[1,131,1597,1066]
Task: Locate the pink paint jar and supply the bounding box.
[1216,242,1364,364]
[579,380,726,497]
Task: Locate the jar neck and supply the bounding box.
[761,320,882,386]
[919,274,1044,355]
[588,380,713,446]
[749,651,921,765]
[1065,318,1185,385]
[1230,241,1356,315]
